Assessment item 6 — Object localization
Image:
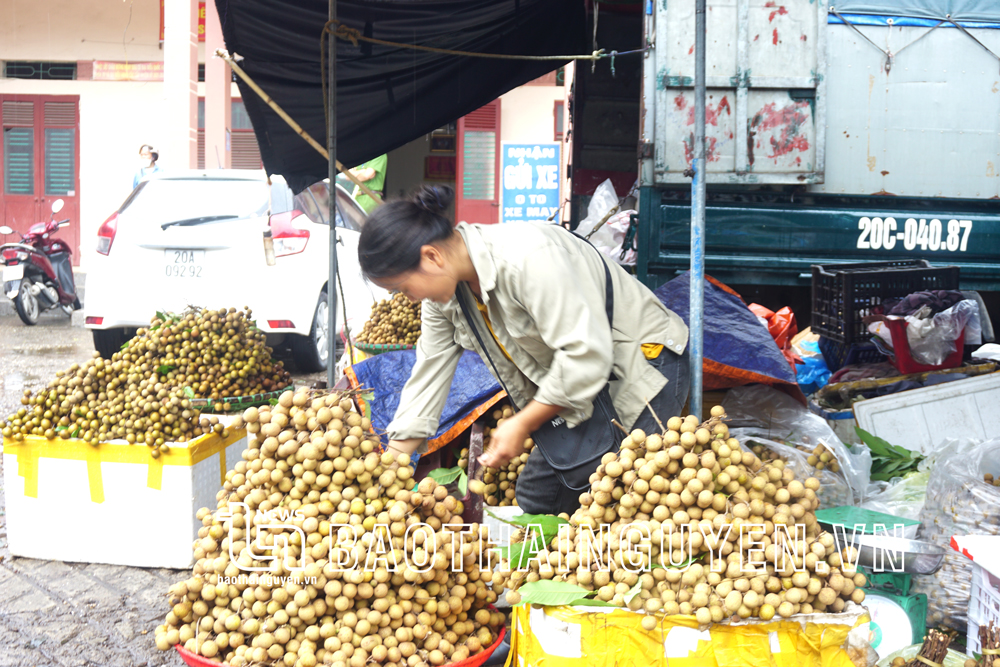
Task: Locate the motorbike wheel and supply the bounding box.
[14,279,40,325]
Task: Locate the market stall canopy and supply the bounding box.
[216,0,588,193]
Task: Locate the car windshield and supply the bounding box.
[120,178,270,228]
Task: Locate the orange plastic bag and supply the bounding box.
[748,304,801,371]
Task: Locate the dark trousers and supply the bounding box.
[515,347,691,516]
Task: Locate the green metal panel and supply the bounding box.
[637,187,1000,290]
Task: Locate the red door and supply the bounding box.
[456,100,501,225]
[1,95,81,264]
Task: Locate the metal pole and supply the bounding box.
[689,0,707,419]
[327,0,339,388]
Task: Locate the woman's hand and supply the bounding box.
[478,415,530,468]
[385,438,422,467]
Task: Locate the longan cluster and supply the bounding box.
[1,307,289,454]
[461,405,534,507]
[357,294,421,346]
[494,407,866,622]
[156,388,503,667]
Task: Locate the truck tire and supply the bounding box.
[93,328,127,359]
[290,290,330,373]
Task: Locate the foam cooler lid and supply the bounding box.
[951,535,1000,578]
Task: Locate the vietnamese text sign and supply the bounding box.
[501,143,560,224]
[92,62,164,82]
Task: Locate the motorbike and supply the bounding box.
[0,199,82,325]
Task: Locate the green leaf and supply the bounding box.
[157,365,176,375]
[268,398,279,406]
[70,427,80,438]
[855,427,893,457]
[516,580,596,607]
[156,310,167,322]
[427,467,463,485]
[566,598,618,608]
[360,391,374,422]
[624,579,643,604]
[55,426,67,432]
[183,387,196,399]
[458,470,468,497]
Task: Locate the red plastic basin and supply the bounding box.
[175,617,506,667]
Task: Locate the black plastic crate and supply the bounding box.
[818,336,886,373]
[811,260,960,344]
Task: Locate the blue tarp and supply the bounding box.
[653,272,798,389]
[829,1,1000,23]
[349,349,502,447]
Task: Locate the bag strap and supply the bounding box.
[456,232,615,411]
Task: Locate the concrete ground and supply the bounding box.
[0,308,329,667]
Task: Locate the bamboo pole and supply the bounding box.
[214,49,383,205]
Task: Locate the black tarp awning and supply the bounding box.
[216,0,588,193]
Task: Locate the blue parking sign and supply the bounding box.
[501,143,561,224]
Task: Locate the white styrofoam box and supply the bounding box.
[966,562,1000,655]
[3,426,247,569]
[952,535,1000,654]
[853,373,1000,455]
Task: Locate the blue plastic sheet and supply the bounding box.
[653,272,798,389]
[349,349,502,448]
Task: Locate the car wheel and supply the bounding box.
[291,290,330,373]
[93,328,127,359]
[14,280,40,326]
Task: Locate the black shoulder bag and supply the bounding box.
[456,247,621,491]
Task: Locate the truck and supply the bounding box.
[567,0,1000,312]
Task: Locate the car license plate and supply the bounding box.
[164,249,205,278]
[3,263,24,282]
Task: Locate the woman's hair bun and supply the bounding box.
[412,185,453,215]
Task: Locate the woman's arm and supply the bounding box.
[385,300,463,449]
[349,167,377,182]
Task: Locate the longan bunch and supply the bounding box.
[156,388,503,667]
[494,407,866,623]
[805,444,841,474]
[463,405,534,506]
[1,307,290,455]
[358,294,422,346]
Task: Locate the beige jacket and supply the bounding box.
[386,222,689,445]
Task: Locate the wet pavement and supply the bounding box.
[0,314,337,667]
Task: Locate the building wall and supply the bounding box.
[385,78,565,220]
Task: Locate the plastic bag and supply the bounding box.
[581,178,637,266]
[737,435,854,508]
[912,438,1000,632]
[859,470,930,521]
[722,385,872,504]
[797,355,831,395]
[905,299,979,365]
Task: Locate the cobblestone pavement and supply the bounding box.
[0,314,329,667]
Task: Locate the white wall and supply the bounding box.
[0,0,204,63]
[499,85,563,145]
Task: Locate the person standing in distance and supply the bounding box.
[133,144,160,189]
[348,153,387,214]
[357,185,690,516]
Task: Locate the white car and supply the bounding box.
[85,171,387,371]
